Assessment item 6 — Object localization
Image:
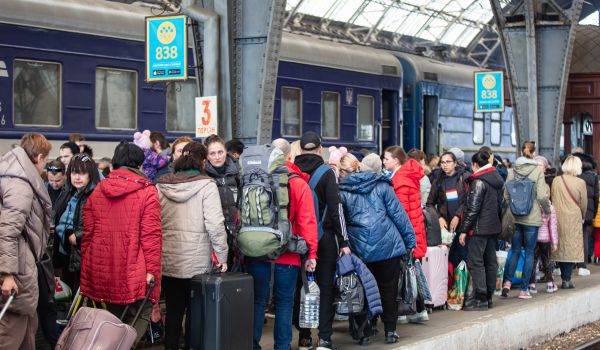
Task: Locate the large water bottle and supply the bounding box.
[299,273,320,329]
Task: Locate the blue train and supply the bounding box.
[0,0,515,158]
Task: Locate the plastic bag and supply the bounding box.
[447,260,468,310]
[398,258,418,315]
[494,250,508,295]
[413,260,432,302]
[441,227,455,246]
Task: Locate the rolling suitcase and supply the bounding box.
[189,272,253,350]
[421,245,449,308]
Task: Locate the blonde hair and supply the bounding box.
[289,140,302,162]
[562,155,582,176]
[338,154,360,174]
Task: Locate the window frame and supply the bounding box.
[472,111,485,145]
[165,77,198,133]
[94,66,138,131]
[356,94,375,141]
[280,86,303,138]
[490,112,502,146]
[12,58,62,128]
[321,91,340,140]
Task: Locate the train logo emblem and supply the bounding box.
[482,74,496,90]
[157,22,176,45]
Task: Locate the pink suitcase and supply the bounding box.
[422,245,449,308]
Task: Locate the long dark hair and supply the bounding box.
[174,142,207,172]
[54,153,100,225]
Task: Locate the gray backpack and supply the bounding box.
[236,145,292,260]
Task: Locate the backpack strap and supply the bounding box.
[308,165,331,241]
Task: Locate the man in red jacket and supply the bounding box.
[245,138,318,350]
[80,142,162,345]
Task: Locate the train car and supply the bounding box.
[0,0,198,157]
[274,33,403,152]
[395,52,516,158]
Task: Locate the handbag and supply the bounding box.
[397,257,418,315]
[500,203,516,241]
[25,236,55,305]
[413,260,432,302]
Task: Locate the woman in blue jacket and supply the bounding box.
[338,154,417,345]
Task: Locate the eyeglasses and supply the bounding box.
[440,160,455,165]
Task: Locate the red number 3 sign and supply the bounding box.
[201,100,211,126]
[195,96,218,138]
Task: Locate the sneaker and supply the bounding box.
[409,310,429,323]
[397,315,408,324]
[594,257,600,266]
[518,290,532,299]
[298,337,314,350]
[529,284,537,294]
[501,281,511,297]
[385,331,399,344]
[464,298,489,311]
[316,339,337,350]
[561,281,575,289]
[546,282,558,293]
[578,268,591,276]
[358,337,369,346]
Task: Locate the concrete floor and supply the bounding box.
[146,264,600,350]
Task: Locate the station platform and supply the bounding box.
[253,264,600,350]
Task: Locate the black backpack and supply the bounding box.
[423,206,442,246]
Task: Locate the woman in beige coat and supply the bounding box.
[0,134,52,349]
[552,155,588,289]
[157,141,228,350]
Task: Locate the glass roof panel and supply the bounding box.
[580,11,599,26]
[286,0,493,48]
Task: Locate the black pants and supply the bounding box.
[529,242,554,284]
[582,224,592,268]
[353,256,402,334]
[297,232,338,342]
[163,276,191,349]
[467,236,498,301]
[37,298,58,347]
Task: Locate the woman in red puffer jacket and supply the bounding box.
[80,142,162,346]
[383,145,428,323]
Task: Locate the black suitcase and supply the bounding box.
[189,272,254,350]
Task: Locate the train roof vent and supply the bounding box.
[424,72,438,82]
[382,65,398,76]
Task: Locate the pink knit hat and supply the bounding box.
[533,155,549,171]
[328,146,348,166]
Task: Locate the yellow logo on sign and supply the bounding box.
[157,22,176,45]
[482,74,496,90]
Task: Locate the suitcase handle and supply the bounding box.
[120,280,155,326]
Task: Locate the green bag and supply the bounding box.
[236,145,291,259]
[447,260,468,310]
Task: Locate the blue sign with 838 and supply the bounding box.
[146,15,187,82]
[474,71,504,113]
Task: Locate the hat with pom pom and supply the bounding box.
[133,130,152,150]
[328,146,348,166]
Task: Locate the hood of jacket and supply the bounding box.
[100,168,154,199]
[0,147,51,208]
[205,154,239,177]
[294,153,325,175]
[158,172,213,203]
[286,161,310,182]
[573,152,597,172]
[397,159,424,189]
[339,172,391,194]
[470,164,504,190]
[514,157,539,177]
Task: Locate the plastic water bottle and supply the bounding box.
[299,273,320,329]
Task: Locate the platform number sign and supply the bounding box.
[474,71,504,113]
[195,96,218,138]
[145,15,187,82]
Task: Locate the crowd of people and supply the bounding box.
[0,129,598,350]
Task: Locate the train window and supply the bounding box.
[95,68,137,130]
[166,79,196,132]
[473,112,484,144]
[357,95,374,141]
[511,116,517,146]
[491,112,501,146]
[281,87,302,137]
[13,59,61,127]
[321,92,340,139]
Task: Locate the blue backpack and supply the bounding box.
[308,165,330,241]
[505,173,535,216]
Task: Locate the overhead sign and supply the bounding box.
[196,96,218,138]
[474,71,504,113]
[583,117,593,136]
[145,15,187,82]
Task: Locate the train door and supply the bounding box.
[381,90,400,151]
[570,112,593,154]
[422,95,439,155]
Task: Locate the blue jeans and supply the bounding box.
[246,262,299,350]
[505,224,539,291]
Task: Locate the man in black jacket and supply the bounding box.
[572,152,599,272]
[459,149,504,311]
[294,131,350,350]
